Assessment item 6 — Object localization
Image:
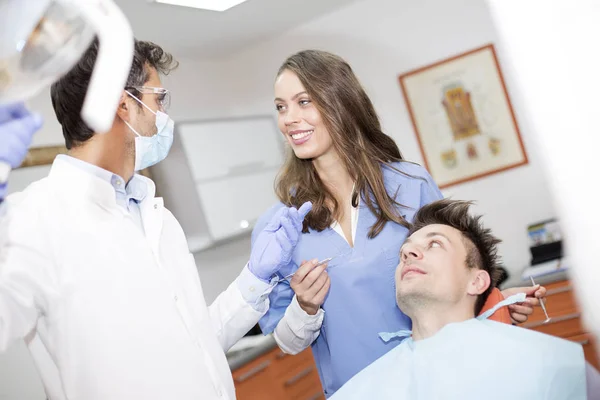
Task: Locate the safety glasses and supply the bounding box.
[126,85,171,112]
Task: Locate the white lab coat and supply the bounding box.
[0,157,267,400]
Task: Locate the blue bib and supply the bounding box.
[332,295,587,399]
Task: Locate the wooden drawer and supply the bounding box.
[526,312,585,338]
[568,333,600,370]
[272,348,316,379]
[281,362,324,400]
[233,348,284,400]
[233,347,324,400]
[232,347,279,382]
[527,281,579,323]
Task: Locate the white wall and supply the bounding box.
[0,342,46,400]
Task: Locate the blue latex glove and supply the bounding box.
[249,202,313,282]
[0,102,42,168]
[0,102,43,200]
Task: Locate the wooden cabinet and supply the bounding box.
[233,347,324,400]
[520,279,599,369]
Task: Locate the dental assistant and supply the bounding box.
[0,39,311,400]
[253,50,546,397]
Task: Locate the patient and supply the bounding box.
[331,199,599,399]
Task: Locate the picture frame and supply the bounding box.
[398,44,528,189]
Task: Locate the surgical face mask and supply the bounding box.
[124,91,174,171]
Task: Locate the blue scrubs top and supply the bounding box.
[253,162,443,397]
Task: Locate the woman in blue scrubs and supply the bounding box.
[253,50,545,397]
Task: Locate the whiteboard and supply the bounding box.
[177,116,284,183]
[197,169,280,241]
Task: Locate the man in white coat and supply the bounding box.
[0,38,310,400]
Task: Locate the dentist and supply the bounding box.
[0,38,311,400]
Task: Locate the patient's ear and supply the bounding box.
[467,270,491,296]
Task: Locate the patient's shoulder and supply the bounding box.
[330,342,407,399]
[482,320,584,358]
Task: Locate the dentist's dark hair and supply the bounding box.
[51,38,178,149]
[275,50,411,238]
[408,199,503,315]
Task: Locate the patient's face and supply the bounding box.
[395,224,473,312]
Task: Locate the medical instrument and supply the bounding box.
[282,249,352,281]
[530,276,551,323]
[0,0,134,185]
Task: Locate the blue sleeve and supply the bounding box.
[417,166,443,207]
[251,203,297,334]
[384,162,443,224]
[387,161,443,208]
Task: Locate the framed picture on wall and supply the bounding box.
[398,43,528,189]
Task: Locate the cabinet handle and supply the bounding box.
[235,360,271,382]
[285,366,314,386]
[546,285,573,296]
[523,312,580,329]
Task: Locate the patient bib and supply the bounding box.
[331,294,587,400]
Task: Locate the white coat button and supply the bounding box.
[249,286,255,292]
[174,295,178,302]
[154,204,158,209]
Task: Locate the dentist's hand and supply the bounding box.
[249,202,312,282]
[0,103,43,199]
[0,102,42,168]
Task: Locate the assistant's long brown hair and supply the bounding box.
[275,50,410,238]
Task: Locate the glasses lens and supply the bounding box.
[156,90,170,111]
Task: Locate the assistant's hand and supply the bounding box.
[290,259,331,315]
[249,202,312,281]
[502,284,547,324]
